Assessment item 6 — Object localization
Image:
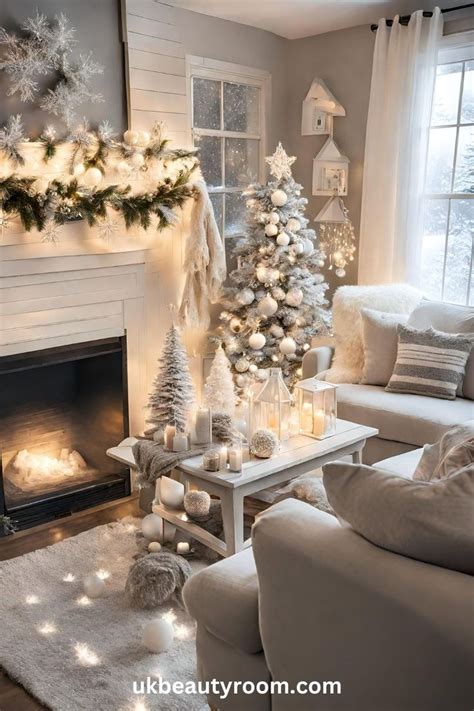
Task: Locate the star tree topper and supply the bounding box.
[265,142,296,181]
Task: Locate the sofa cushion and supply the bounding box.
[386,325,472,400]
[413,421,474,482]
[336,383,474,447]
[360,308,408,385]
[408,299,474,399]
[375,449,423,478]
[325,284,422,384]
[183,548,262,654]
[323,461,474,575]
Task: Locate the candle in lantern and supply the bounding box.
[172,431,189,452]
[228,445,243,473]
[164,424,176,450]
[313,410,326,436]
[193,407,212,444]
[301,403,313,433]
[219,446,228,470]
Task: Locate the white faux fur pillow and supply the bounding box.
[325,284,423,383]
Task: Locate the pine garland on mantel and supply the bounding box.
[0,119,200,237]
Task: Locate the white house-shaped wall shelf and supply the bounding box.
[302,78,345,136]
[312,137,349,196]
[314,196,348,223]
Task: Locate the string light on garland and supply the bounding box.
[316,197,356,278]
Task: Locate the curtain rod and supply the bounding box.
[370,3,474,31]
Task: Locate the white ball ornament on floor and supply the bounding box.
[276,232,290,247]
[249,332,266,350]
[264,223,278,237]
[142,513,164,542]
[258,295,278,317]
[285,288,304,307]
[237,288,255,306]
[83,574,106,599]
[123,129,139,145]
[287,217,301,232]
[143,618,174,654]
[148,541,162,553]
[270,189,288,207]
[279,337,297,355]
[251,429,279,458]
[83,167,103,187]
[269,211,280,224]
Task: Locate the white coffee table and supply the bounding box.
[107,419,378,558]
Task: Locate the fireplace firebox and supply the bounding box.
[0,337,130,534]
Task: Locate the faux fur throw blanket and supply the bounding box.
[178,180,226,329]
[132,440,209,486]
[413,421,474,482]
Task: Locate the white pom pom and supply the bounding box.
[271,189,287,207]
[279,337,297,355]
[249,333,266,350]
[143,618,174,653]
[268,211,280,224]
[250,429,279,458]
[249,364,258,373]
[270,323,284,338]
[276,232,290,246]
[265,223,278,237]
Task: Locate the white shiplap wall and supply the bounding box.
[124,0,190,148]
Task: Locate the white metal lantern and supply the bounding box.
[294,379,337,439]
[250,368,292,441]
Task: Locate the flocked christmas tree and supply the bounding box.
[146,324,195,432]
[204,343,237,416]
[219,143,330,393]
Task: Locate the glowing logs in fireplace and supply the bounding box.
[12,448,89,488]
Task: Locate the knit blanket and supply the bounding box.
[132,440,209,486]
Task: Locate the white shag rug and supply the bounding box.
[0,518,207,711]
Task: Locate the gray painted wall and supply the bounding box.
[0,0,127,135]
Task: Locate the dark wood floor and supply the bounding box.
[0,494,267,710]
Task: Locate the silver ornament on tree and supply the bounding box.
[237,288,255,306]
[257,295,278,317]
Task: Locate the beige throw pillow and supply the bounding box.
[413,421,474,482]
[323,462,474,575]
[360,308,408,385]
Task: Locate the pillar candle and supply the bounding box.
[194,407,212,444]
[164,424,176,450]
[219,446,228,470]
[177,542,190,555]
[313,410,326,436]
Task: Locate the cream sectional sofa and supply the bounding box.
[302,297,474,464]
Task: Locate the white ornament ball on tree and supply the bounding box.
[251,429,279,458]
[124,129,139,145]
[249,364,258,373]
[236,374,248,387]
[83,574,106,599]
[73,163,85,177]
[268,211,280,224]
[271,189,288,207]
[272,287,286,301]
[302,238,314,256]
[270,323,285,338]
[285,288,304,307]
[142,513,164,542]
[268,268,280,283]
[143,618,174,654]
[130,152,145,168]
[237,288,255,306]
[257,295,278,317]
[83,167,103,187]
[235,357,250,373]
[287,217,301,232]
[264,223,278,237]
[276,232,290,247]
[279,337,297,355]
[249,332,266,350]
[256,266,269,284]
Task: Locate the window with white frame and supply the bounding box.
[188,57,268,264]
[421,32,474,305]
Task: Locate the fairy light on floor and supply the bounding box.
[38,622,57,635]
[162,610,177,624]
[63,573,75,582]
[74,642,100,666]
[174,624,192,640]
[26,595,39,605]
[96,569,111,580]
[76,595,92,606]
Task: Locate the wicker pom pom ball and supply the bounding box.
[250,429,279,458]
[184,491,211,519]
[126,552,191,609]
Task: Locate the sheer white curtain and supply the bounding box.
[358,8,443,284]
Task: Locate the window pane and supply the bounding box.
[209,192,224,237]
[461,60,474,124]
[431,63,463,126]
[224,83,260,133]
[225,138,260,187]
[192,78,221,130]
[420,199,449,300]
[197,135,223,187]
[425,127,456,193]
[224,192,246,236]
[443,200,473,304]
[453,125,474,193]
[224,236,240,276]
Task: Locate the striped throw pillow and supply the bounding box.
[386,326,472,400]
